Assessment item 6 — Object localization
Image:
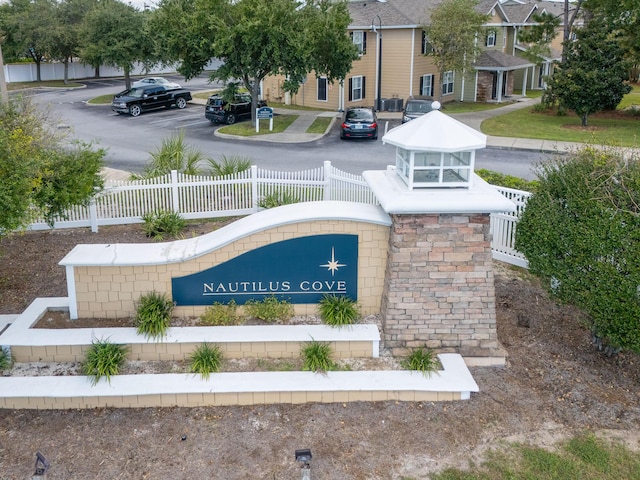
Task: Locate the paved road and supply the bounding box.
[30,76,546,179]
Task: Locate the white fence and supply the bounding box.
[27,161,530,267]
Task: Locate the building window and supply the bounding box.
[420,74,434,97]
[486,31,496,47]
[317,77,328,102]
[421,30,433,55]
[349,75,365,101]
[442,71,454,95]
[351,31,367,55]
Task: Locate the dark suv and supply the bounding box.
[205,93,267,124]
[402,97,435,123]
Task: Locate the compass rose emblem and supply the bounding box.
[319,247,346,276]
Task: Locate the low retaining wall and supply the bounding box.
[0,354,477,410]
[0,298,481,409]
[1,298,379,362]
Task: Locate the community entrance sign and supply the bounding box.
[171,234,358,306]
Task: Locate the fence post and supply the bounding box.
[323,161,332,201]
[89,199,99,233]
[251,165,259,212]
[171,170,180,213]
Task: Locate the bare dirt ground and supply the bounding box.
[1,224,639,479]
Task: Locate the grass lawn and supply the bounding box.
[7,80,85,90]
[218,114,298,136]
[483,84,640,147]
[87,94,114,105]
[306,116,332,134]
[482,108,640,147]
[427,434,640,480]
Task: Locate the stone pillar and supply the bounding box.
[380,213,506,365]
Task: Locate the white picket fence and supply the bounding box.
[27,161,530,267]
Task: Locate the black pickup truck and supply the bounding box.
[111,85,192,117]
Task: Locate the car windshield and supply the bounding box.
[406,101,432,113]
[346,109,374,121]
[121,88,145,98]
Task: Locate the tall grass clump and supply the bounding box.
[82,338,129,385]
[141,210,186,241]
[0,347,12,371]
[318,295,359,327]
[301,340,336,373]
[199,300,242,326]
[135,291,174,339]
[188,343,224,380]
[258,189,300,209]
[138,129,207,178]
[244,296,294,323]
[401,346,439,377]
[207,154,252,176]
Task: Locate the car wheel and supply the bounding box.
[129,104,141,117]
[372,135,378,140]
[176,97,187,109]
[226,113,236,125]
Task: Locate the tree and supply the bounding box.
[0,97,105,235]
[152,0,358,123]
[583,0,640,81]
[2,0,57,81]
[547,19,631,126]
[423,0,490,102]
[50,0,97,84]
[562,0,584,63]
[515,147,640,354]
[518,11,561,65]
[80,0,146,89]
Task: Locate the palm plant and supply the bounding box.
[139,130,208,178]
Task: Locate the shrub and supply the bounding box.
[82,338,129,385]
[301,340,336,373]
[515,147,640,353]
[135,291,174,339]
[141,210,186,241]
[258,189,300,209]
[189,343,224,380]
[200,300,242,326]
[476,169,539,192]
[401,346,439,377]
[244,296,294,323]
[0,347,12,371]
[318,295,359,327]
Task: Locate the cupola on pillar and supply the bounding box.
[363,104,516,366]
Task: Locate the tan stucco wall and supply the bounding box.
[73,220,389,319]
[0,390,461,410]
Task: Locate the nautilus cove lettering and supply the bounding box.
[171,234,358,306]
[202,280,348,295]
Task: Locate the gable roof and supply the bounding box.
[348,0,569,29]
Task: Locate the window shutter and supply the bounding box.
[362,76,366,99]
[362,32,367,54]
[421,31,426,55]
[420,76,424,95]
[485,34,488,47]
[348,78,353,101]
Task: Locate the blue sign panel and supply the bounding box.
[257,106,273,119]
[171,234,358,306]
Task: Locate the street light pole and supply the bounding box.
[371,15,382,112]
